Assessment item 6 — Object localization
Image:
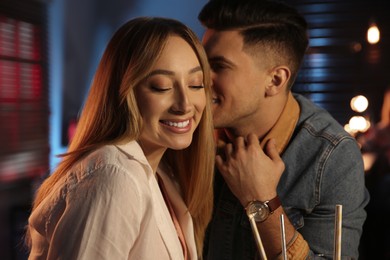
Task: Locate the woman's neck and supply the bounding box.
[137,140,166,174]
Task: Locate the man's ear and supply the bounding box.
[265,66,291,96]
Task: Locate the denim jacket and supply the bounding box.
[203,94,369,260]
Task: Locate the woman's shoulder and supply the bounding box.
[29,144,153,241]
[71,143,152,187]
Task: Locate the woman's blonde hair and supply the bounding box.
[28,17,214,256]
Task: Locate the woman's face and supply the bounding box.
[135,36,206,154]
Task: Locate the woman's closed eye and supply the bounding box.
[190,85,205,90]
[150,85,171,92]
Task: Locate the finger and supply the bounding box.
[216,155,229,177]
[224,143,233,159]
[265,139,285,170]
[265,138,279,159]
[247,133,260,146]
[216,139,227,159]
[247,133,265,154]
[234,136,245,150]
[215,155,225,171]
[217,138,227,148]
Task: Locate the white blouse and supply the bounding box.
[28,141,197,259]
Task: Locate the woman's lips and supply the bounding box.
[160,119,192,133]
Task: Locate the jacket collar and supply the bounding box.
[259,92,300,154]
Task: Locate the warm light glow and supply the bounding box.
[349,116,371,132]
[344,123,356,135]
[364,120,371,132]
[350,95,369,112]
[362,152,377,172]
[367,24,380,44]
[350,42,362,53]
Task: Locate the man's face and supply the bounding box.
[202,29,271,130]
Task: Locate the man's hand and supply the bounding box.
[216,133,285,206]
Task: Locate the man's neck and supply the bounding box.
[217,92,299,154]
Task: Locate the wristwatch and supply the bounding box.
[245,195,281,223]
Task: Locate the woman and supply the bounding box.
[26,17,214,259]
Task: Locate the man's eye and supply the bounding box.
[210,63,226,72]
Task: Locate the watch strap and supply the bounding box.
[267,195,281,213]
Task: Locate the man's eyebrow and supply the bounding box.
[208,56,235,67]
[148,66,203,77]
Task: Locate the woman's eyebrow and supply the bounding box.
[148,66,202,77]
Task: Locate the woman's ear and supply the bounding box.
[265,66,291,96]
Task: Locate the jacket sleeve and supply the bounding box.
[301,137,369,259]
[46,164,148,260]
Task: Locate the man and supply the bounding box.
[198,0,369,259]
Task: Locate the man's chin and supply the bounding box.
[212,119,227,129]
[212,112,232,128]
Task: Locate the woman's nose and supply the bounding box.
[169,88,192,114]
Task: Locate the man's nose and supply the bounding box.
[210,71,218,91]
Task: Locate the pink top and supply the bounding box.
[158,174,189,260]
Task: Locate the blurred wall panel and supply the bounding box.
[0,0,49,259]
[290,0,390,125]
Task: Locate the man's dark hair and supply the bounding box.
[198,0,309,88]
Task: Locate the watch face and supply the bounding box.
[246,201,270,222]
